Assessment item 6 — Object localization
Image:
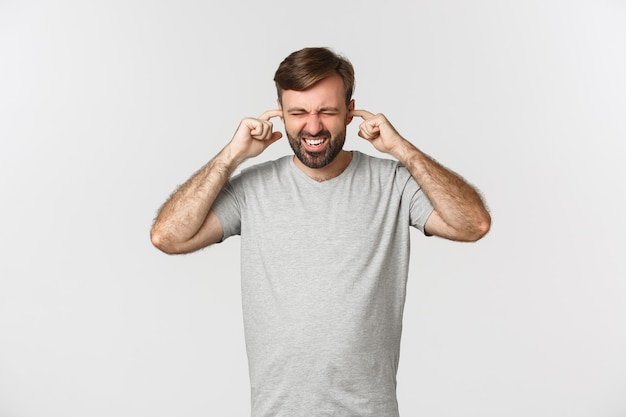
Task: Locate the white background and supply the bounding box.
[1,0,625,416]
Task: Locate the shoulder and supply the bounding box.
[351,151,417,193]
[229,155,292,185]
[239,155,292,176]
[352,151,408,177]
[352,151,402,169]
[225,155,295,197]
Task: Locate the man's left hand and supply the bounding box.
[351,110,406,156]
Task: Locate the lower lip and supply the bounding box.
[302,138,328,152]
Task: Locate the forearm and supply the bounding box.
[392,140,491,241]
[150,145,242,251]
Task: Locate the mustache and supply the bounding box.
[298,130,331,139]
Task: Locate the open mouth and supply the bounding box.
[302,137,328,152]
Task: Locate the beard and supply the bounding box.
[286,127,346,169]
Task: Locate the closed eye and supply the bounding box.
[286,109,307,116]
[286,107,341,116]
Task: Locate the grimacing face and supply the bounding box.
[279,73,354,169]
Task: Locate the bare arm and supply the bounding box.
[392,141,491,241]
[150,110,283,254]
[352,110,491,242]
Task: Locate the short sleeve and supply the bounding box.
[395,165,434,234]
[211,178,243,241]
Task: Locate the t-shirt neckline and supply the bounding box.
[288,151,360,186]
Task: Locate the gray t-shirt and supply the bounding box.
[212,151,433,417]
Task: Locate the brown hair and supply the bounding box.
[273,47,355,105]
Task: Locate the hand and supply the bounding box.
[228,109,283,161]
[351,110,406,156]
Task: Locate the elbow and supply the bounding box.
[150,228,182,255]
[150,227,215,255]
[468,213,491,242]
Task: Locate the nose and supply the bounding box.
[304,113,323,135]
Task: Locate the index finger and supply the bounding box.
[258,109,283,121]
[351,109,375,120]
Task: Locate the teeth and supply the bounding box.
[305,139,324,145]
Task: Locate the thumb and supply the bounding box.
[266,131,283,145]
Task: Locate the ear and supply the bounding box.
[346,99,355,125]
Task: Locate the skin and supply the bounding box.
[280,74,355,181]
[150,73,490,254]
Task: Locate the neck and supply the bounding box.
[293,150,353,182]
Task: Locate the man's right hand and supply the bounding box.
[151,109,284,254]
[228,109,283,161]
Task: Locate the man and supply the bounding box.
[151,47,490,417]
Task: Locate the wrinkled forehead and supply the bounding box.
[280,73,347,111]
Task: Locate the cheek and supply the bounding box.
[328,119,348,135]
[284,119,304,133]
[284,123,303,141]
